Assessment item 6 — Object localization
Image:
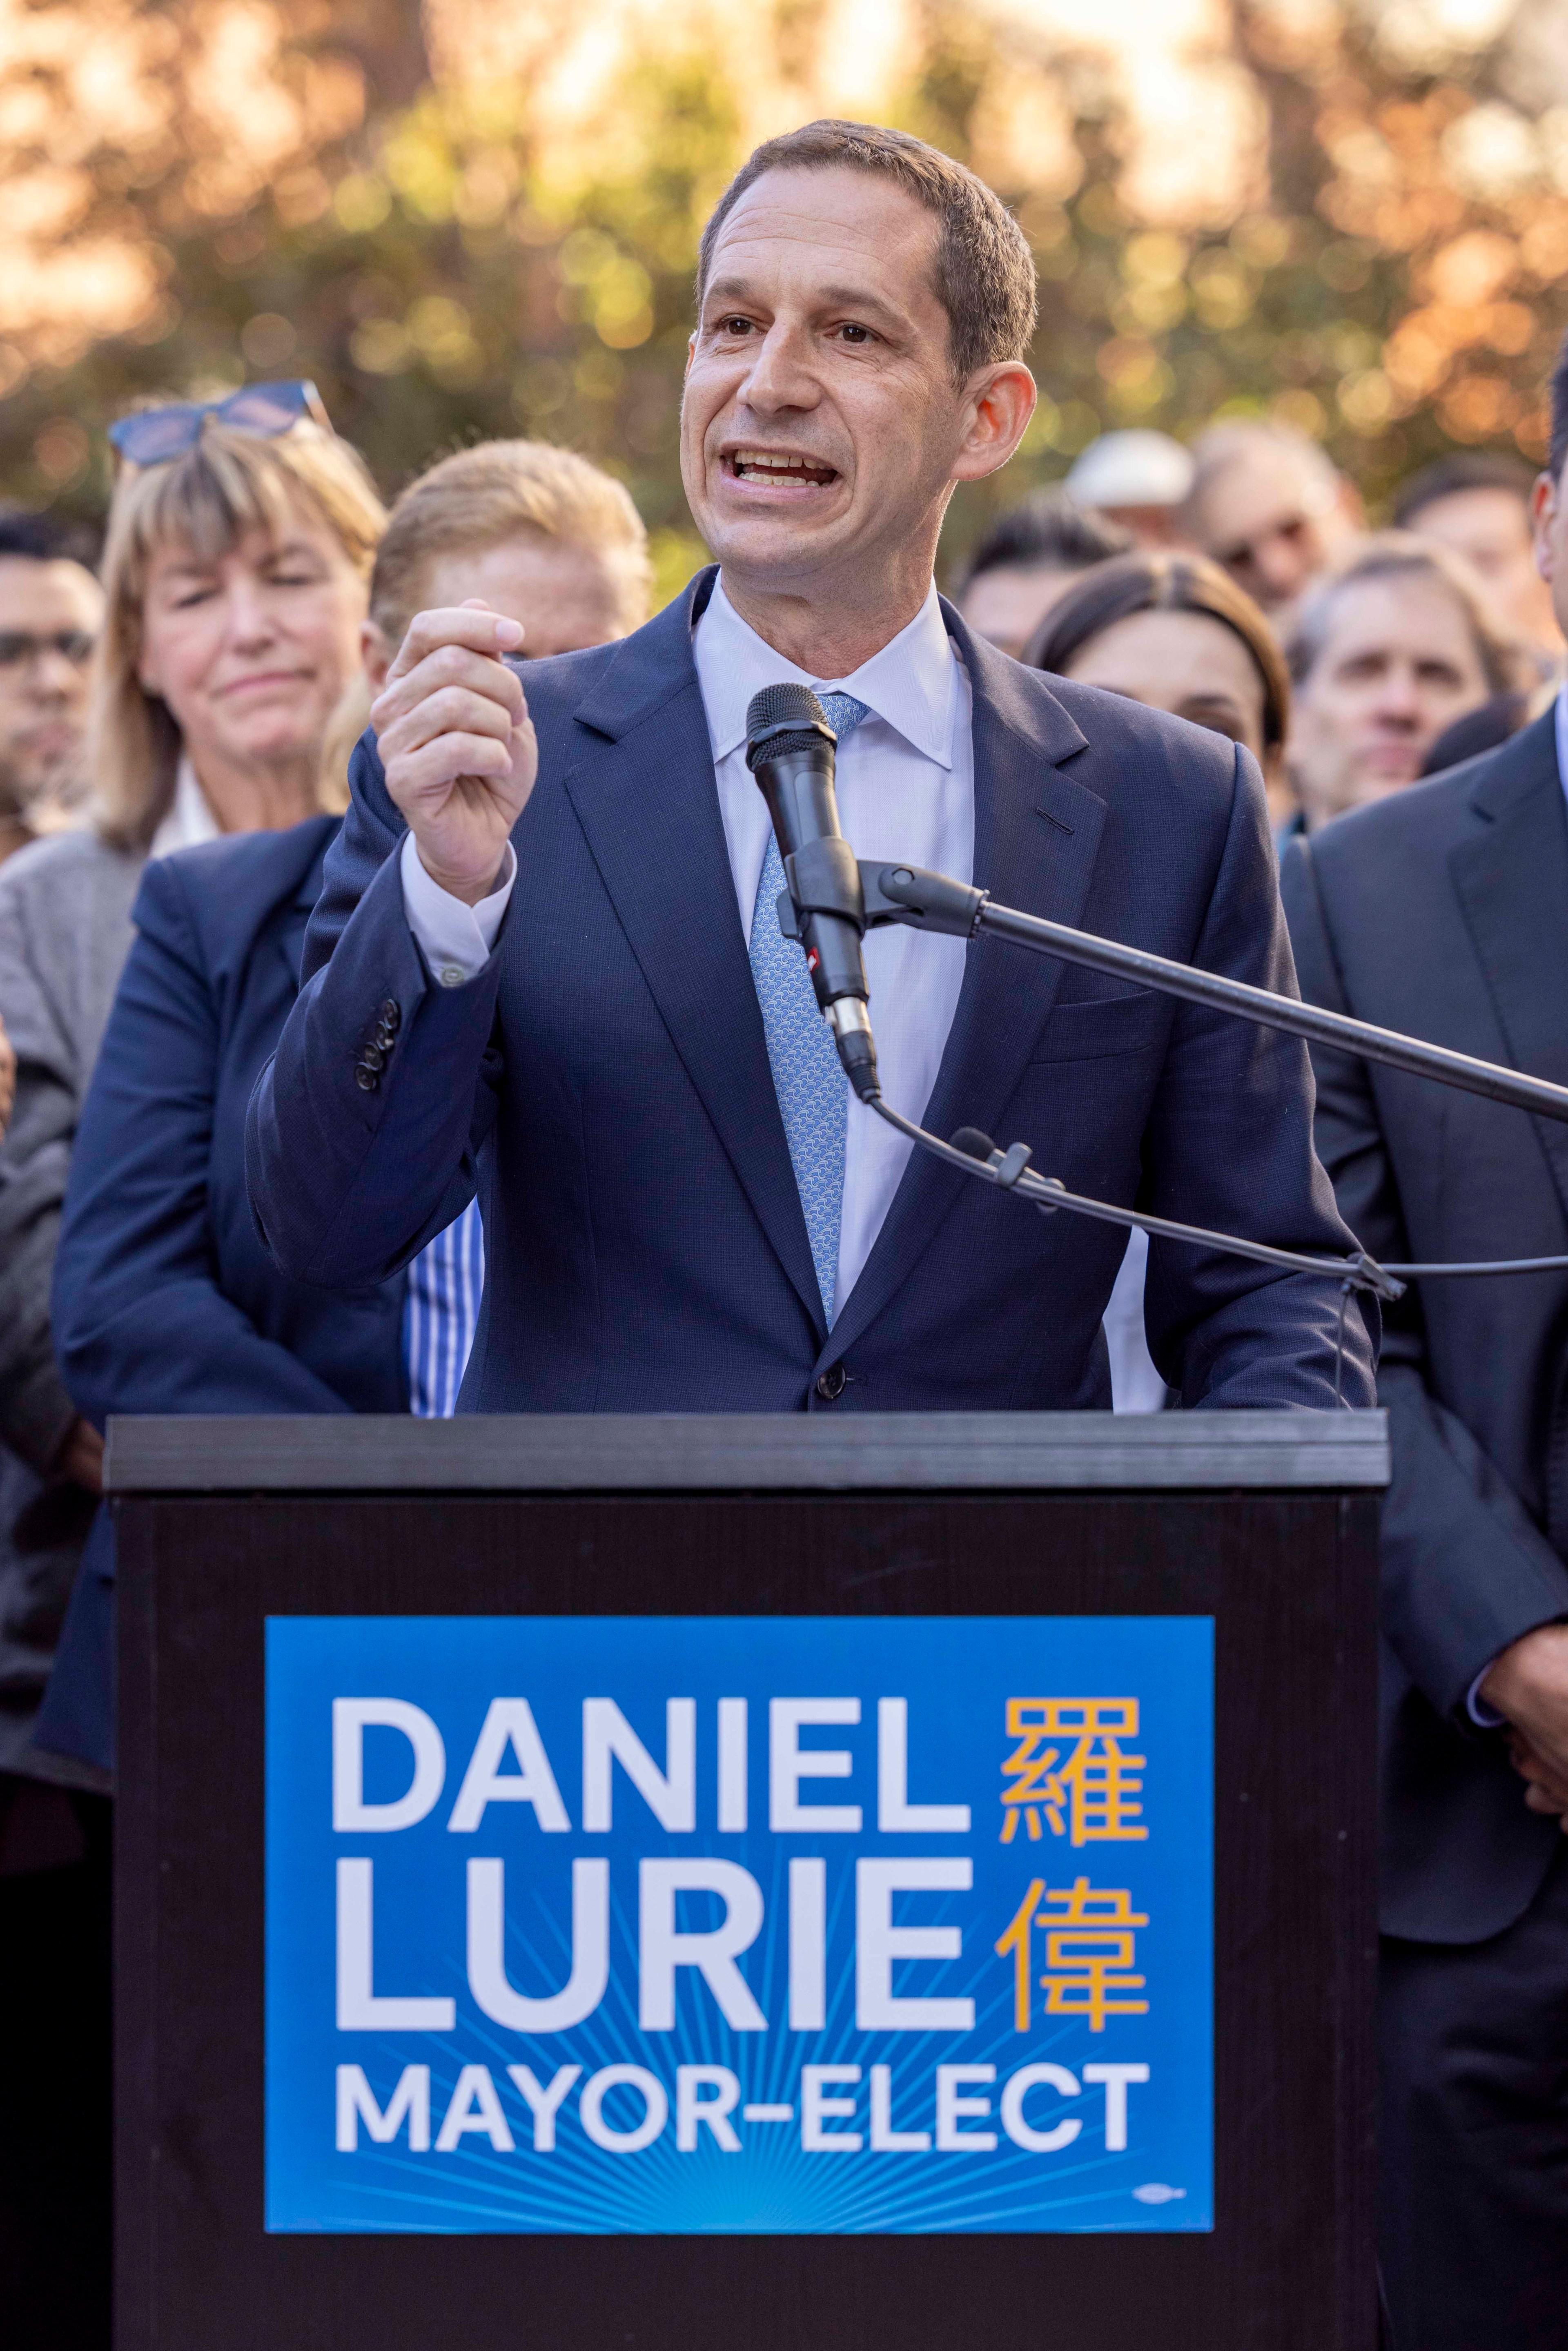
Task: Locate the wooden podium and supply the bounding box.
[109,1409,1385,2351]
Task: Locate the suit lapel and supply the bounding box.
[829,613,1101,1359]
[562,576,824,1330]
[1448,709,1568,1223]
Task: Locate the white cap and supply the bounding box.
[1065,430,1194,510]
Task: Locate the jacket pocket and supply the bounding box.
[1030,990,1166,1063]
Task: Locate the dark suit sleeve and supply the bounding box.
[1281,832,1568,1719]
[1137,742,1378,1410]
[53,859,359,1423]
[246,728,502,1286]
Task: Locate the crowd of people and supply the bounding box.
[0,108,1565,2347]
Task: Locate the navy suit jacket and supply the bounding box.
[37,817,407,1773]
[55,815,407,1426]
[247,577,1376,1414]
[1282,710,1568,1942]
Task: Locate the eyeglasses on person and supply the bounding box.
[0,630,96,670]
[107,381,332,468]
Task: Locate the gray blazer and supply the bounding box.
[0,828,143,1782]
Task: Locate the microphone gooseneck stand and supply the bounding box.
[864,860,1568,1131]
[743,681,1568,1377]
[848,859,1568,1301]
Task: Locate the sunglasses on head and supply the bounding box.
[107,381,331,467]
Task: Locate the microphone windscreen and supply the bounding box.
[746,682,828,742]
[950,1128,998,1163]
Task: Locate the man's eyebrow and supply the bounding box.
[819,281,918,333]
[702,274,913,332]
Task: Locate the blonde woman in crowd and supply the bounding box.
[0,381,381,1524]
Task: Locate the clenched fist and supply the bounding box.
[370,600,539,905]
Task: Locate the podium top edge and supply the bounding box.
[104,1409,1390,1493]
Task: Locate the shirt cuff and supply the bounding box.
[399,829,515,987]
[1466,1667,1508,1729]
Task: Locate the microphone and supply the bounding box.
[746,684,880,1101]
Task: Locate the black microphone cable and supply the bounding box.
[860,1096,1568,1406]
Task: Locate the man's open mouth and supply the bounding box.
[726,449,839,489]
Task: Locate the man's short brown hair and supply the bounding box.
[696,119,1037,383]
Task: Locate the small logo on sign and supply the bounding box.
[1131,2183,1186,2205]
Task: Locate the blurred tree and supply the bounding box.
[0,0,1564,597]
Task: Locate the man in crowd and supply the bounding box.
[1279,333,1568,2348]
[1283,535,1526,834]
[1395,448,1562,674]
[250,117,1374,1421]
[956,486,1129,657]
[1182,418,1362,615]
[0,506,103,1770]
[0,510,101,863]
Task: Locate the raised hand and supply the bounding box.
[370,599,538,905]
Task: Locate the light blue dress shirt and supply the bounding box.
[403,1199,485,1418]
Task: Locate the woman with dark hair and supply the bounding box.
[1024,548,1292,820]
[1023,551,1293,1413]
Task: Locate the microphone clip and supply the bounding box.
[773,851,989,947]
[774,836,868,945]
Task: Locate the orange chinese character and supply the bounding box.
[1000,1698,1147,1846]
[1038,1877,1149,2032]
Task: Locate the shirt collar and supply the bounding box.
[693,573,957,769]
[150,755,222,860]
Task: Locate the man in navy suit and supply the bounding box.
[1281,334,1568,2349]
[248,119,1374,1414]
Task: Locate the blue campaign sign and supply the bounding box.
[266,1614,1212,2235]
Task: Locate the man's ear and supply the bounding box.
[360,618,394,691]
[1530,469,1560,582]
[951,361,1038,487]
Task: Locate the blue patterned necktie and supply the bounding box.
[748,691,871,1324]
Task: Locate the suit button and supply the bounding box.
[354,1064,379,1092]
[379,997,401,1030]
[815,1364,846,1402]
[360,1043,385,1072]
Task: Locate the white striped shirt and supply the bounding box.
[403,1199,485,1418]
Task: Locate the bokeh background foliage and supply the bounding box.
[2,0,1567,592]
